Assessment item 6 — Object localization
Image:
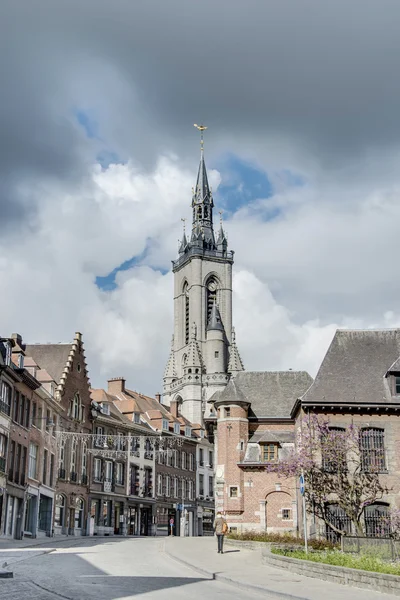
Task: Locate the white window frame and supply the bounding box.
[229,485,239,498]
[165,475,171,497]
[93,458,102,481]
[134,412,141,424]
[116,462,124,485]
[162,418,169,431]
[28,443,38,479]
[189,453,194,471]
[185,426,191,437]
[157,474,162,496]
[173,477,178,498]
[174,422,180,434]
[105,460,113,482]
[81,442,87,477]
[181,451,186,470]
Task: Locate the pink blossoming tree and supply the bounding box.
[265,414,390,536]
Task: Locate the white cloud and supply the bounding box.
[1,153,400,395]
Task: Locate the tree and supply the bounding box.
[266,414,390,537]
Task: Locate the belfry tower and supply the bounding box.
[163,126,244,424]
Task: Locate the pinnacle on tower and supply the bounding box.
[228,327,245,376]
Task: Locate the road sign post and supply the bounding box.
[300,474,308,554]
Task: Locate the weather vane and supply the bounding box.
[181,217,186,232]
[219,210,223,226]
[194,123,208,154]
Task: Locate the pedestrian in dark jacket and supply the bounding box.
[214,511,228,553]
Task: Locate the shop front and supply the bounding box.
[128,500,155,536]
[89,495,131,536]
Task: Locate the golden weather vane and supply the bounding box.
[194,123,208,154]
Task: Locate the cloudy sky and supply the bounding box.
[2,0,400,394]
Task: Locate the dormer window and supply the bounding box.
[162,418,169,431]
[261,443,278,463]
[18,354,24,369]
[134,412,141,424]
[395,376,400,395]
[200,429,205,438]
[101,403,110,416]
[174,422,180,435]
[185,426,191,438]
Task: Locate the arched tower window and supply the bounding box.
[206,277,219,324]
[183,282,190,345]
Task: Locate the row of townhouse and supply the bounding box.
[0,332,214,539]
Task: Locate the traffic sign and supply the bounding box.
[299,474,305,496]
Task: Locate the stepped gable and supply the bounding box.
[301,329,400,406]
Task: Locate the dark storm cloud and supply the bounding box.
[2,0,400,228]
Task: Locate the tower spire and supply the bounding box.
[192,124,215,249]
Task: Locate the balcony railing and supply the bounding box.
[0,456,5,473]
[0,399,11,416]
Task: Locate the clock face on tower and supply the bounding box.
[207,280,217,292]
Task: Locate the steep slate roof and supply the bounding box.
[215,370,313,418]
[25,343,72,383]
[301,329,400,405]
[249,430,294,444]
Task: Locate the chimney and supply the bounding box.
[155,393,161,403]
[108,377,126,395]
[11,333,23,348]
[170,400,179,418]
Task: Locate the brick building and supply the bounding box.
[0,338,16,536]
[213,371,312,534]
[26,332,92,536]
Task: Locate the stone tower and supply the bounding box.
[163,136,244,424]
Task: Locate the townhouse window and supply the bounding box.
[13,391,20,422]
[199,474,204,496]
[282,509,291,521]
[157,474,162,496]
[166,449,172,467]
[209,476,214,497]
[189,480,194,501]
[81,442,87,483]
[173,476,178,498]
[186,479,190,499]
[181,451,187,470]
[162,418,169,431]
[165,475,171,497]
[158,450,164,465]
[15,443,21,483]
[360,428,386,472]
[8,440,15,481]
[43,449,48,485]
[75,498,84,529]
[50,454,55,487]
[130,465,139,496]
[19,395,25,426]
[58,438,65,478]
[229,486,238,498]
[262,443,278,463]
[28,443,38,479]
[199,448,204,467]
[46,409,51,432]
[1,383,12,416]
[21,445,27,485]
[93,458,102,482]
[396,377,400,395]
[25,399,30,428]
[55,494,66,527]
[105,461,113,482]
[174,422,180,435]
[181,478,186,500]
[174,450,179,468]
[32,401,37,427]
[116,463,124,485]
[144,467,152,497]
[209,451,213,468]
[0,434,7,474]
[185,427,191,437]
[322,427,346,472]
[189,453,194,471]
[70,439,77,480]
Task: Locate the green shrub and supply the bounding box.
[227,530,337,550]
[271,548,400,576]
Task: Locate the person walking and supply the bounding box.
[214,511,228,553]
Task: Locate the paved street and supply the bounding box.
[0,536,398,600]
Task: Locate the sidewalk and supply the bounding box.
[164,537,398,600]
